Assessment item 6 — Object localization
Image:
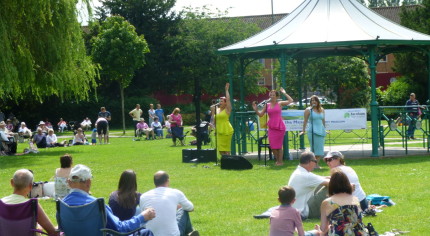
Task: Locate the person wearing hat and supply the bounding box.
[1,169,60,235]
[18,122,32,142]
[324,151,368,211]
[0,121,18,154]
[38,121,48,134]
[287,151,329,219]
[62,164,155,235]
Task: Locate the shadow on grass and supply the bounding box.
[0,149,79,170]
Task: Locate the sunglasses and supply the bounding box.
[325,158,334,163]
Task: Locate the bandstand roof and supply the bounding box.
[218,0,430,57]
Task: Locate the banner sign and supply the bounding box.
[280,108,367,131]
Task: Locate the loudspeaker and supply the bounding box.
[182,149,217,163]
[221,155,253,170]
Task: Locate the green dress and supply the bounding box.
[215,109,234,152]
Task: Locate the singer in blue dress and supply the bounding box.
[300,95,326,168]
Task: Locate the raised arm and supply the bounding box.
[278,87,294,106]
[252,101,267,117]
[225,83,232,115]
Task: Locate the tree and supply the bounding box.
[168,7,266,97]
[0,0,97,103]
[394,1,430,103]
[97,0,182,93]
[92,16,149,134]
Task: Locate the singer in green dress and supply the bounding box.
[211,83,234,155]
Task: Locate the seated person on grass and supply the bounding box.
[32,128,47,148]
[80,117,92,131]
[270,186,319,236]
[136,118,154,140]
[57,118,68,133]
[18,122,32,140]
[72,128,86,145]
[151,117,163,139]
[46,129,67,147]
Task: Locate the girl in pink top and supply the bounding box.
[253,87,293,166]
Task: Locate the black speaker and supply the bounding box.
[182,149,217,163]
[221,155,253,170]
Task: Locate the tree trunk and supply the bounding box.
[120,83,126,135]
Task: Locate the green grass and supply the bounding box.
[0,129,429,235]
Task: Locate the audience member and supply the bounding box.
[270,186,318,236]
[148,104,156,125]
[18,122,32,142]
[91,128,97,145]
[38,121,49,134]
[72,128,86,145]
[109,170,141,221]
[155,104,166,125]
[0,122,18,155]
[324,151,368,211]
[44,119,53,130]
[129,104,143,138]
[136,118,153,140]
[33,128,47,148]
[46,129,67,147]
[140,170,198,236]
[63,164,155,234]
[0,120,19,141]
[98,107,111,143]
[11,116,20,132]
[57,118,68,133]
[165,115,172,138]
[151,117,163,139]
[317,170,367,235]
[81,117,92,131]
[6,119,14,131]
[288,151,329,219]
[1,169,59,235]
[95,116,108,144]
[55,154,73,199]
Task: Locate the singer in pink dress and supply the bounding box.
[253,88,293,166]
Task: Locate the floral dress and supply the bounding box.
[328,202,367,236]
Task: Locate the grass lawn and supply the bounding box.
[0,129,429,235]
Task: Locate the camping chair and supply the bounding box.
[57,198,147,236]
[171,126,189,146]
[0,198,48,236]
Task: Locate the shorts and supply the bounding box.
[97,121,108,135]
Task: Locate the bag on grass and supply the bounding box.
[366,194,394,206]
[29,181,46,198]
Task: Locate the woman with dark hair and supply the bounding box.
[324,151,368,211]
[318,170,367,235]
[54,154,73,199]
[211,83,234,156]
[108,170,141,221]
[169,108,185,146]
[253,87,293,166]
[300,95,326,168]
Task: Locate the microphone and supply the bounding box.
[262,99,270,105]
[312,104,316,107]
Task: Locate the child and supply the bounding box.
[270,186,318,236]
[91,128,97,145]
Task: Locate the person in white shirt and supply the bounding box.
[80,117,92,131]
[140,171,199,236]
[18,122,32,140]
[288,152,329,219]
[46,129,66,147]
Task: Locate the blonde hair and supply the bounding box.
[173,108,180,115]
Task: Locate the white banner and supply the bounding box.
[281,108,367,131]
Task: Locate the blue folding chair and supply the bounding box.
[0,198,48,236]
[57,198,148,236]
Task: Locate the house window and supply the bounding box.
[258,78,265,85]
[379,55,387,62]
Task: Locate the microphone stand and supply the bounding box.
[264,100,269,166]
[212,104,219,165]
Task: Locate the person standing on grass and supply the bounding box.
[148,104,156,125]
[95,116,108,144]
[98,107,111,144]
[140,171,199,236]
[405,93,420,140]
[155,104,166,125]
[129,104,143,138]
[211,83,234,156]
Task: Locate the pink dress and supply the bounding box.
[267,103,286,149]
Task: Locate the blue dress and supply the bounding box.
[306,110,326,156]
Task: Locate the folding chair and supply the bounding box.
[56,198,148,236]
[0,198,48,236]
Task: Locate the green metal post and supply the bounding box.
[297,58,305,149]
[280,52,289,159]
[427,51,430,105]
[228,57,236,155]
[240,59,247,154]
[369,47,379,157]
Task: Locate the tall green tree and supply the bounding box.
[92,16,149,134]
[0,0,97,102]
[169,7,265,97]
[97,0,182,93]
[394,1,430,103]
